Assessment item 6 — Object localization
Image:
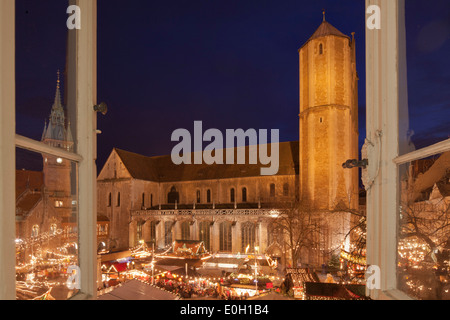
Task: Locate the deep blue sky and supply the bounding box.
[15,0,450,171]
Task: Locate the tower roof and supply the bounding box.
[299,15,350,50]
[308,20,348,41]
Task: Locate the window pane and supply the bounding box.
[399,1,450,154]
[397,151,450,300]
[181,221,190,240]
[16,148,79,300]
[164,221,173,247]
[199,221,211,252]
[242,222,255,252]
[220,222,232,252]
[16,0,76,149]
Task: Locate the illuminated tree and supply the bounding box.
[398,152,450,299]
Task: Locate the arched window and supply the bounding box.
[31,225,39,238]
[108,193,112,207]
[319,43,323,54]
[270,184,275,197]
[137,220,145,242]
[199,221,211,252]
[149,220,157,244]
[242,187,247,202]
[164,221,173,246]
[283,183,289,196]
[219,221,232,252]
[267,222,283,246]
[168,186,179,204]
[196,190,201,204]
[142,193,145,207]
[206,189,211,203]
[150,194,153,208]
[117,192,121,207]
[181,221,190,240]
[241,222,256,252]
[50,223,57,236]
[230,188,235,203]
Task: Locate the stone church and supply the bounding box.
[97,17,360,267]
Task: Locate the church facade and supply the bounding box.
[97,18,360,268]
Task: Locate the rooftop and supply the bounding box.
[111,141,299,182]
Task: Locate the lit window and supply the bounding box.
[219,221,232,252]
[31,225,39,238]
[199,221,211,252]
[241,222,256,252]
[181,221,190,240]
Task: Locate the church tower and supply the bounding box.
[298,14,359,211]
[42,71,74,218]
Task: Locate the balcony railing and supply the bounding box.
[132,207,282,218]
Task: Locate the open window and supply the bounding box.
[0,0,98,299]
[365,0,450,300]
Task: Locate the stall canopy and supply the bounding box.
[97,279,180,300]
[304,282,369,300]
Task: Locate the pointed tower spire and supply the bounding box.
[322,9,326,22]
[53,70,63,111]
[66,119,74,144]
[44,69,71,147]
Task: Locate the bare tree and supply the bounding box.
[270,201,325,268]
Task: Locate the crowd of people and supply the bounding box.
[154,278,253,300]
[155,278,219,299]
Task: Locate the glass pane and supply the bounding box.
[397,151,450,300]
[399,0,450,154]
[16,148,79,300]
[16,0,76,149]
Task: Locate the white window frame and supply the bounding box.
[365,0,450,300]
[0,0,98,300]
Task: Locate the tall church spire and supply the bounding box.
[53,70,63,111]
[42,70,73,151]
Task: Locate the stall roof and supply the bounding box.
[304,282,368,300]
[100,250,132,263]
[97,279,180,300]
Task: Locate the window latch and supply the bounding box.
[342,159,368,169]
[93,102,108,115]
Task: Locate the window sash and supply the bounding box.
[394,139,450,165]
[365,0,404,300]
[0,0,98,300]
[0,0,18,300]
[365,0,450,300]
[15,134,83,163]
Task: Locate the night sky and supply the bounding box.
[15,0,450,172]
